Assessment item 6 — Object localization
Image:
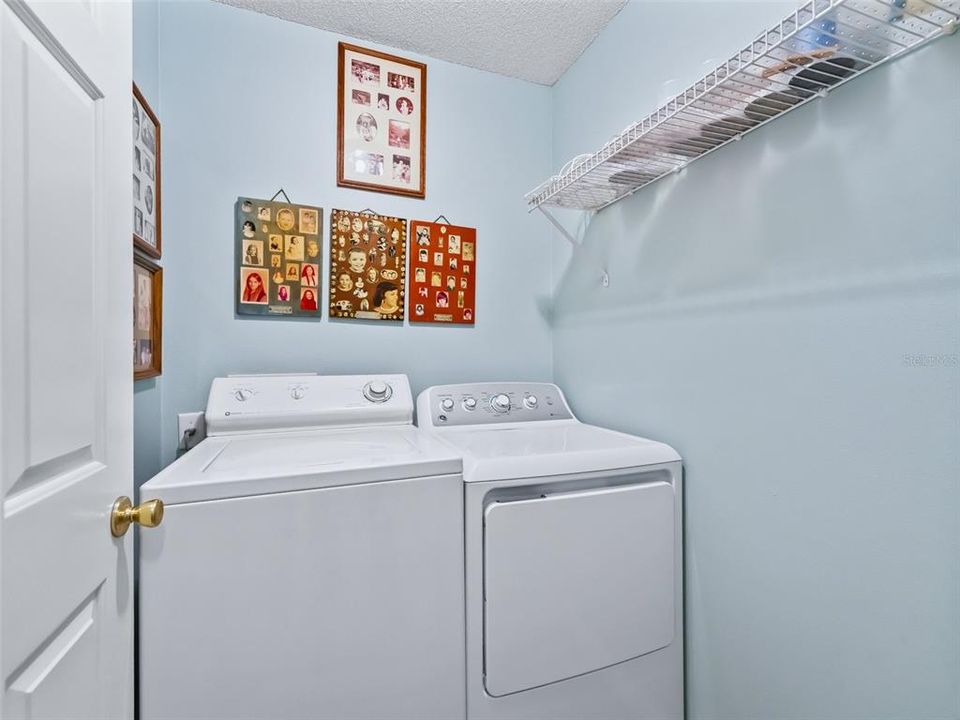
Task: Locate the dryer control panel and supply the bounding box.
[206,373,413,435]
[417,382,573,427]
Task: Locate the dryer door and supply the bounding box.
[483,480,675,697]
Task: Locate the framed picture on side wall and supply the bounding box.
[337,42,426,199]
[134,255,162,380]
[133,83,162,258]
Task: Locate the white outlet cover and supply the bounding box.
[178,412,206,451]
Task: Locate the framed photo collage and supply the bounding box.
[236,197,323,317]
[408,220,475,323]
[337,42,426,199]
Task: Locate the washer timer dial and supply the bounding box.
[490,393,511,413]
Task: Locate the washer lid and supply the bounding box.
[141,426,462,504]
[435,422,680,482]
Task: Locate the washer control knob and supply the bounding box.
[462,397,477,411]
[491,393,511,413]
[290,386,305,400]
[234,388,253,402]
[523,394,538,409]
[362,380,393,403]
[440,398,455,412]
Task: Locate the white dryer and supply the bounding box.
[139,374,465,720]
[417,382,684,720]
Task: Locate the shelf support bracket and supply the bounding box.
[537,206,579,246]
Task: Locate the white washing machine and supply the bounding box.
[417,382,684,720]
[139,374,465,720]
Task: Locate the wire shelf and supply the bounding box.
[526,0,959,214]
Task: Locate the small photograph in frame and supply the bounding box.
[285,235,305,261]
[337,42,426,199]
[133,255,162,380]
[240,267,269,305]
[242,239,263,266]
[133,84,161,258]
[299,208,319,235]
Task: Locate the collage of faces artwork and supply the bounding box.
[329,209,406,321]
[133,91,159,255]
[342,46,422,194]
[236,197,322,317]
[408,221,476,324]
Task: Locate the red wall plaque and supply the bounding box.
[407,220,476,324]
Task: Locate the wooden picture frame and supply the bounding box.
[133,83,162,258]
[133,255,162,380]
[337,42,427,199]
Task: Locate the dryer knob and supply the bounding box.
[523,394,538,409]
[440,398,455,412]
[463,397,478,411]
[363,381,393,403]
[491,393,511,413]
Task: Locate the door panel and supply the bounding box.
[6,589,101,719]
[4,470,109,681]
[483,481,676,697]
[4,0,101,495]
[1,0,132,717]
[24,34,99,469]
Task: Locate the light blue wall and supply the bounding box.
[152,1,554,466]
[136,3,959,715]
[132,0,159,105]
[133,0,163,488]
[550,2,960,718]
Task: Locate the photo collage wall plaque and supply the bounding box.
[134,256,162,380]
[236,197,323,317]
[133,84,161,258]
[329,209,407,321]
[408,220,476,324]
[337,43,426,199]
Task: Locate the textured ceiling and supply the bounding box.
[213,0,627,85]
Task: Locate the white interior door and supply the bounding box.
[0,0,133,717]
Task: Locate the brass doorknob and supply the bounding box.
[110,496,164,537]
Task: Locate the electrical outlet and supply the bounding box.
[178,412,206,451]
